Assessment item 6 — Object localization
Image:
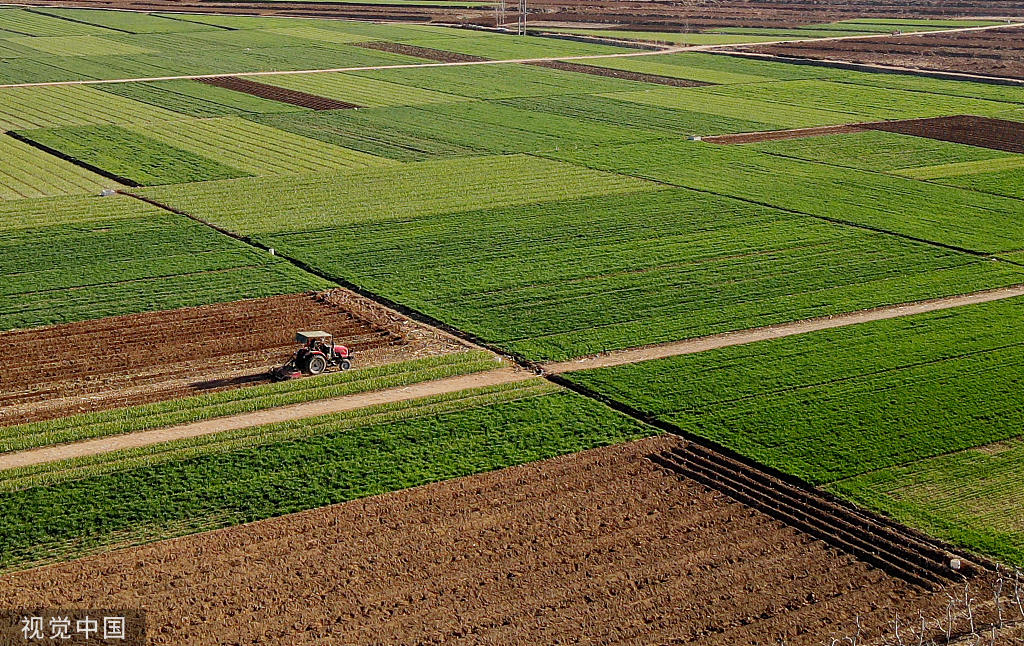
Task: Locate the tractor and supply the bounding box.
[270,331,353,381]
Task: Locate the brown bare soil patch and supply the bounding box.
[746,25,1024,80]
[353,40,489,62]
[197,75,360,109]
[864,115,1024,153]
[0,289,464,426]
[0,437,977,645]
[705,123,868,144]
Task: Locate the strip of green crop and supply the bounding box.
[830,439,1024,566]
[565,296,1024,486]
[127,116,397,175]
[350,63,651,100]
[389,32,632,58]
[898,156,1024,180]
[750,131,1013,173]
[0,384,651,572]
[0,85,183,130]
[0,194,330,329]
[8,34,152,56]
[0,135,114,200]
[0,351,498,453]
[30,8,220,33]
[257,188,1022,361]
[547,140,1024,253]
[94,79,307,117]
[252,101,662,161]
[0,8,116,36]
[15,124,252,185]
[536,29,784,45]
[247,71,469,107]
[138,154,659,234]
[582,51,833,85]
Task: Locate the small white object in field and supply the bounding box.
[100,189,116,197]
[269,248,275,256]
[951,558,962,571]
[688,135,703,141]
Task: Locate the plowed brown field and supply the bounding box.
[746,25,1024,79]
[0,437,976,645]
[198,76,361,109]
[865,115,1024,153]
[0,290,462,425]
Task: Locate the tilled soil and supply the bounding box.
[198,76,361,109]
[0,290,464,425]
[746,26,1024,80]
[0,437,973,645]
[864,115,1024,153]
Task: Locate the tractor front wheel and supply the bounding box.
[307,355,327,375]
[340,359,352,371]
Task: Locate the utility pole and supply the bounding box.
[517,0,526,35]
[495,0,505,28]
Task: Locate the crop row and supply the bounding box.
[898,155,1024,180]
[0,8,114,37]
[0,85,182,131]
[549,139,1024,253]
[31,7,221,34]
[7,34,152,57]
[138,153,657,234]
[253,188,1021,361]
[0,135,112,200]
[0,382,650,571]
[250,71,468,107]
[0,194,328,329]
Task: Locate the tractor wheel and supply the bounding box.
[340,359,352,371]
[307,354,327,375]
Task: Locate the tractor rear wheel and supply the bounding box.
[307,355,327,375]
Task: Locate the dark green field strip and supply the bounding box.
[934,166,1024,201]
[548,140,1024,254]
[259,189,1023,362]
[251,100,664,161]
[95,80,307,117]
[0,384,651,572]
[831,441,1024,566]
[0,195,329,330]
[566,296,1024,486]
[14,125,251,186]
[30,8,223,34]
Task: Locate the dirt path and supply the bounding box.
[0,367,535,471]
[4,284,1023,471]
[542,283,1024,373]
[0,22,1018,89]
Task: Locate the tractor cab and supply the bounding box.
[270,331,354,381]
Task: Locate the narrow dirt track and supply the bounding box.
[542,283,1024,373]
[0,21,1018,89]
[0,367,534,471]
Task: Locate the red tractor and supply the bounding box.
[270,331,353,381]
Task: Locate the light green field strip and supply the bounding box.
[126,117,396,175]
[0,85,182,130]
[246,71,468,107]
[139,154,659,235]
[264,25,381,45]
[583,51,835,85]
[536,29,784,45]
[898,155,1024,180]
[30,8,221,33]
[830,438,1024,566]
[0,7,115,36]
[937,166,1024,201]
[605,87,856,129]
[0,135,114,199]
[703,79,1020,121]
[7,34,152,56]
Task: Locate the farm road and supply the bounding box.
[0,21,1017,89]
[3,283,1024,471]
